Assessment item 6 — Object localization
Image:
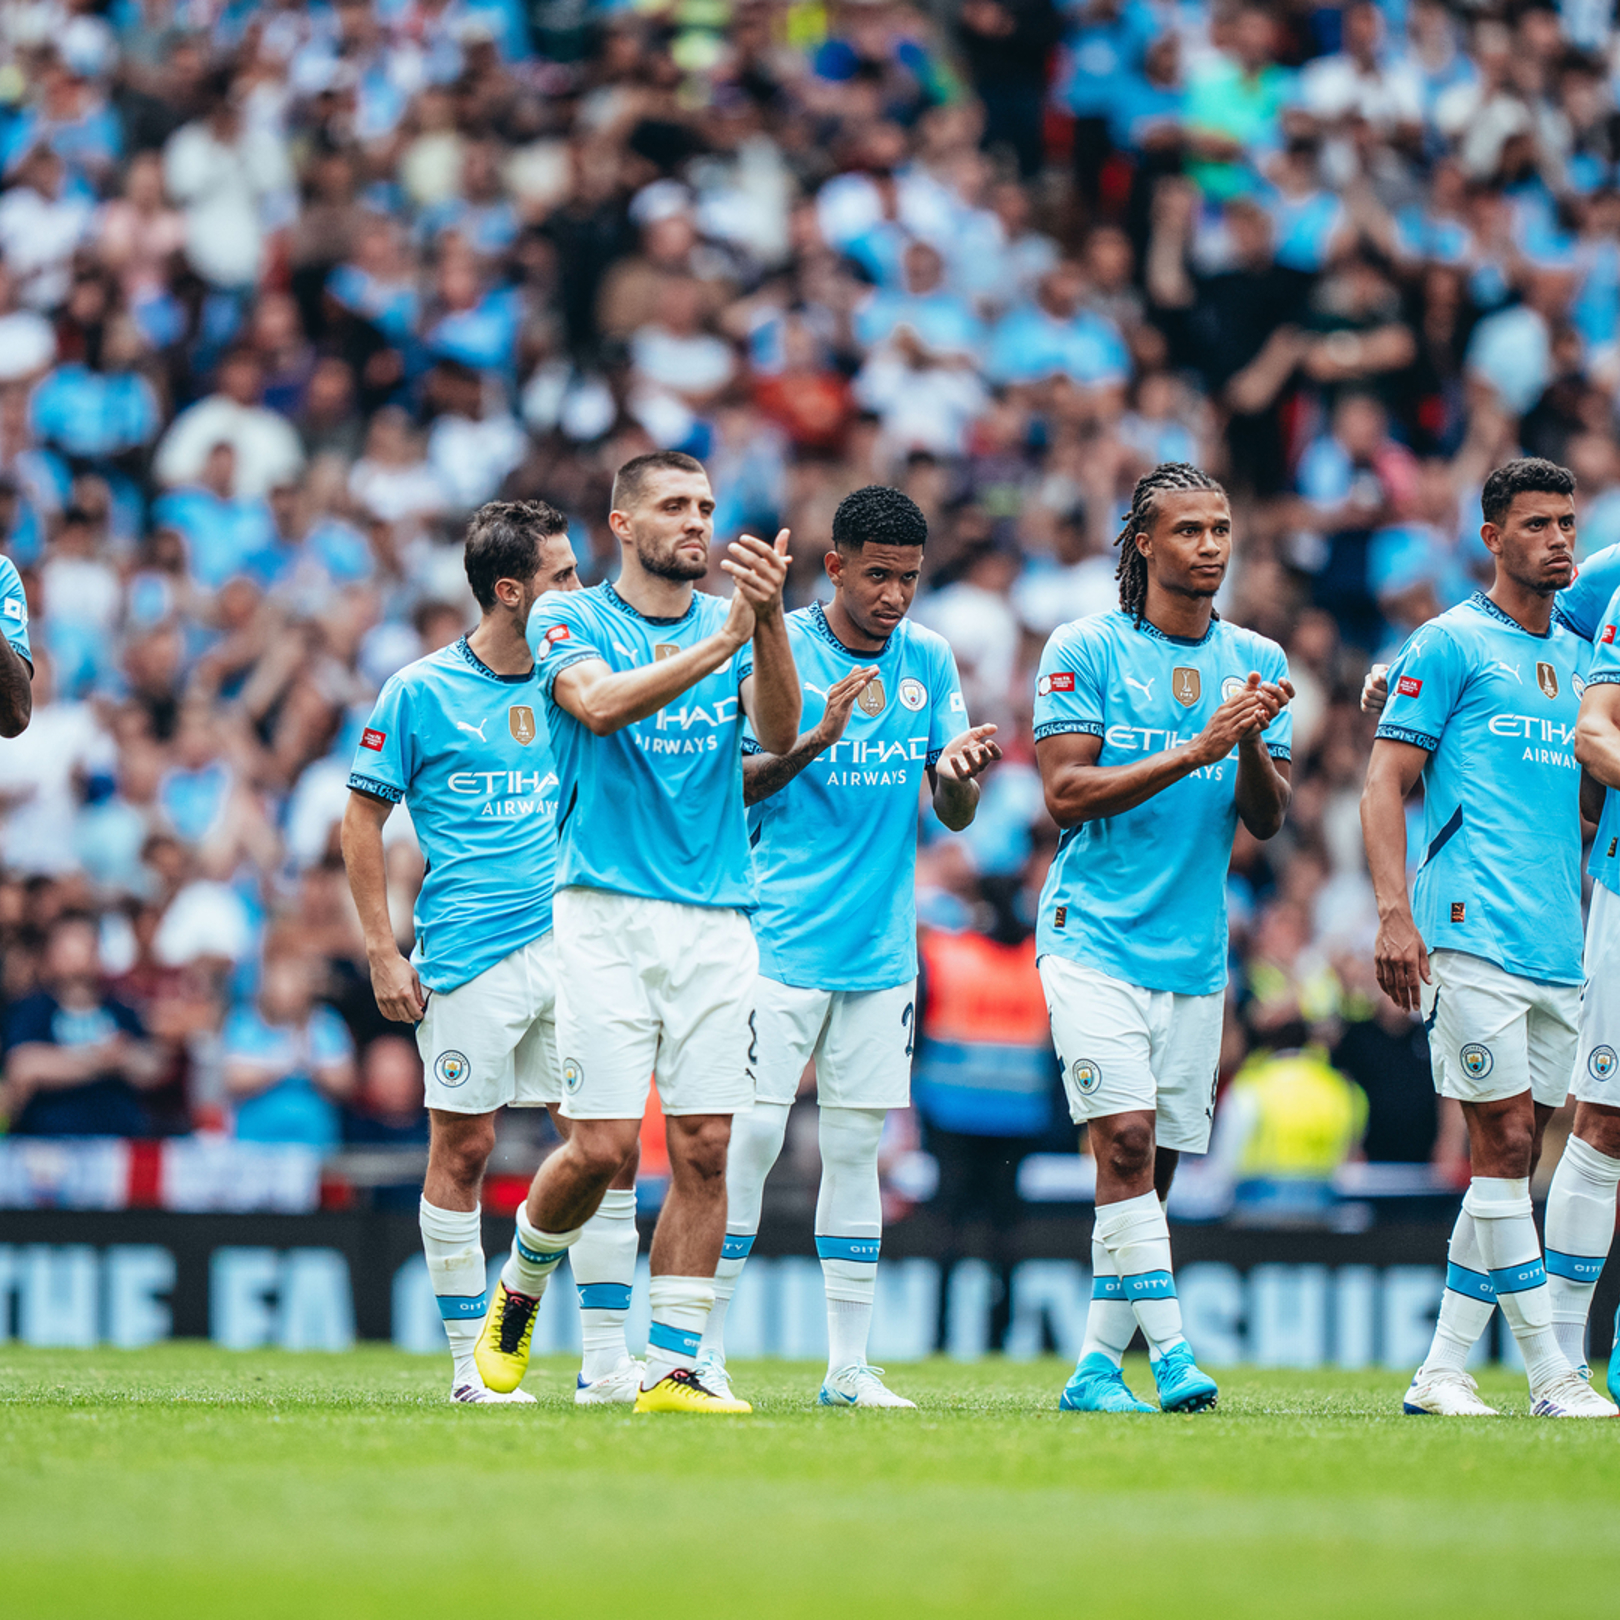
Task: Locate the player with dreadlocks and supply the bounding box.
[1033,463,1294,1415]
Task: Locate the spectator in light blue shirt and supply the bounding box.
[29,313,161,468]
[223,948,356,1152]
[151,443,281,591]
[986,260,1129,395]
[854,239,985,360]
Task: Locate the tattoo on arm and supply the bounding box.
[0,640,32,736]
[743,731,831,806]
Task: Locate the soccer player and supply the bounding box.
[0,552,32,736]
[692,485,1000,1409]
[1363,457,1615,1417]
[475,449,801,1414]
[342,501,643,1405]
[1034,462,1293,1415]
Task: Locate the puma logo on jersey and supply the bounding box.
[1125,675,1155,701]
[455,718,489,741]
[1491,661,1523,684]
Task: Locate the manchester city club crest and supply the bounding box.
[434,1051,470,1088]
[1459,1043,1494,1079]
[508,705,536,745]
[1537,661,1559,700]
[858,677,886,716]
[562,1056,584,1093]
[899,677,927,711]
[1589,1045,1617,1082]
[1071,1058,1103,1095]
[1221,676,1246,702]
[1172,667,1201,707]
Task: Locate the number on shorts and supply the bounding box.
[902,1000,915,1058]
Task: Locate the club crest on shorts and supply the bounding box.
[562,1056,584,1093]
[857,677,886,717]
[1071,1058,1103,1095]
[1459,1043,1494,1079]
[1172,667,1201,707]
[1589,1045,1617,1081]
[1221,676,1246,702]
[655,643,679,662]
[434,1051,471,1088]
[899,677,927,711]
[1537,662,1559,700]
[508,705,536,746]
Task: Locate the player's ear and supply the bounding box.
[825,548,842,586]
[1479,523,1502,556]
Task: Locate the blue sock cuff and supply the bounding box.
[722,1232,756,1261]
[815,1234,881,1263]
[1446,1262,1496,1302]
[1488,1258,1547,1295]
[647,1319,701,1357]
[436,1291,489,1320]
[1545,1249,1606,1284]
[1091,1275,1124,1300]
[515,1235,566,1269]
[1122,1270,1176,1302]
[577,1282,633,1312]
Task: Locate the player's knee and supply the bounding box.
[1490,1122,1535,1177]
[1105,1121,1154,1184]
[1576,1105,1620,1160]
[430,1119,495,1190]
[569,1125,637,1184]
[671,1116,732,1186]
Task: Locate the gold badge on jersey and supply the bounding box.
[509,706,536,745]
[857,678,887,717]
[655,643,679,661]
[1537,662,1559,700]
[1172,667,1201,707]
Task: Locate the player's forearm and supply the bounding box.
[931,772,980,832]
[340,797,401,962]
[743,730,832,806]
[744,611,801,756]
[1359,771,1414,923]
[558,633,747,736]
[1042,744,1209,827]
[0,640,32,738]
[1234,737,1290,840]
[1574,698,1620,789]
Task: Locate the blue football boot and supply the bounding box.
[1059,1352,1155,1413]
[1609,1305,1620,1407]
[1151,1343,1219,1412]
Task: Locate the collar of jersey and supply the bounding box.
[452,635,533,684]
[809,600,891,658]
[603,579,696,628]
[1130,611,1216,648]
[1469,590,1551,639]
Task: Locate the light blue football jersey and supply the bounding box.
[1553,542,1620,641]
[1377,593,1590,983]
[527,582,755,910]
[347,636,558,994]
[748,603,967,992]
[1581,583,1620,899]
[0,554,31,669]
[1034,610,1292,996]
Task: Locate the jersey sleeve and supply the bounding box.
[927,640,969,767]
[347,676,414,804]
[1556,545,1620,641]
[1585,585,1620,683]
[1375,623,1468,752]
[527,595,604,698]
[0,557,32,669]
[1032,624,1104,742]
[1259,639,1293,762]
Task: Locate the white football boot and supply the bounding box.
[453,1381,537,1405]
[1401,1367,1498,1416]
[1531,1368,1619,1418]
[574,1358,647,1406]
[819,1365,917,1409]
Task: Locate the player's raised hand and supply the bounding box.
[1247,675,1296,733]
[370,950,427,1024]
[1361,663,1390,716]
[723,528,792,620]
[1373,910,1431,1013]
[938,723,1002,781]
[1193,673,1268,762]
[812,665,881,748]
[721,579,758,648]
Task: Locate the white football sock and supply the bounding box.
[1544,1135,1620,1368]
[816,1106,884,1374]
[1465,1176,1568,1390]
[501,1204,581,1298]
[644,1275,715,1385]
[419,1197,487,1389]
[1094,1189,1186,1359]
[1080,1233,1137,1366]
[571,1187,639,1380]
[1421,1207,1496,1375]
[700,1101,790,1361]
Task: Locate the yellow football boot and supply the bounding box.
[633,1366,753,1414]
[473,1280,541,1393]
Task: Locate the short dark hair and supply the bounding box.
[610,451,706,513]
[831,485,928,552]
[1482,457,1576,527]
[463,500,568,611]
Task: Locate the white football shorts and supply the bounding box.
[749,975,917,1109]
[418,931,560,1115]
[1575,882,1620,1107]
[1038,955,1223,1153]
[554,886,757,1119]
[1420,947,1576,1108]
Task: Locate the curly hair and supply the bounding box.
[831,485,929,551]
[1114,462,1226,621]
[1481,457,1576,528]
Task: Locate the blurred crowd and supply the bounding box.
[5,0,1614,1183]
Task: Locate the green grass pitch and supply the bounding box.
[2,1346,1616,1619]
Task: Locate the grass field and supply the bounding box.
[2,1346,1616,1620]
